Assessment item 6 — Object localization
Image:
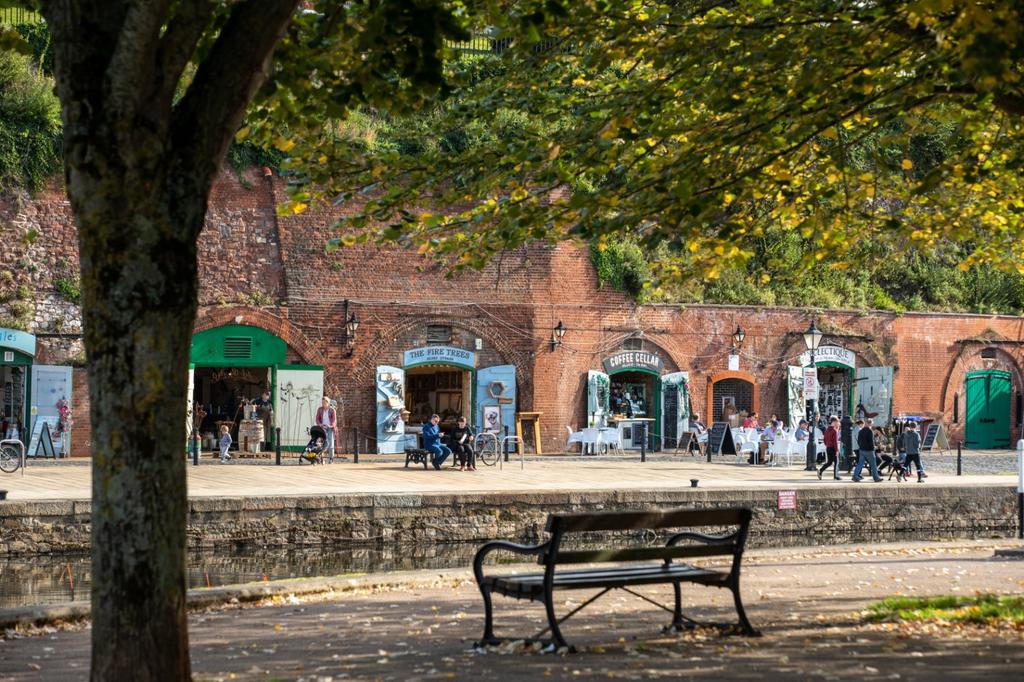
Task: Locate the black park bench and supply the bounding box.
[404,447,430,469]
[472,507,759,652]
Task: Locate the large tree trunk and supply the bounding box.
[76,167,206,680]
[37,1,301,677]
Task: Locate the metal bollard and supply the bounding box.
[504,425,510,462]
[353,427,359,464]
[957,441,962,476]
[192,435,199,466]
[640,422,647,463]
[275,427,282,466]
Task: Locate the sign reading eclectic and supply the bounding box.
[603,351,663,374]
[799,345,856,369]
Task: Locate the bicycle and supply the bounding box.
[474,432,500,466]
[0,442,22,473]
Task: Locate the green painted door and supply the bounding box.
[965,370,1011,449]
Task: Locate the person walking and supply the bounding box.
[818,416,841,480]
[903,421,926,482]
[450,416,476,471]
[315,396,337,463]
[218,424,232,463]
[852,418,883,482]
[423,414,451,470]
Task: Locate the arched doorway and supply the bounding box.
[964,369,1011,448]
[587,341,688,450]
[189,324,323,452]
[707,371,758,424]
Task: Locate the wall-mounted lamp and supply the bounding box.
[550,320,567,351]
[731,325,745,352]
[345,312,360,356]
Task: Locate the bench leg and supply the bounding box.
[476,586,502,647]
[543,589,572,652]
[663,582,701,633]
[730,579,761,637]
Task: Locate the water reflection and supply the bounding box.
[0,529,996,610]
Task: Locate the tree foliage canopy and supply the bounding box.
[264,0,1024,285]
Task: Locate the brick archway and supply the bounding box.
[940,343,1024,444]
[193,306,326,366]
[706,370,759,422]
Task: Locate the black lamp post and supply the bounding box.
[345,312,360,356]
[803,321,823,470]
[551,320,566,351]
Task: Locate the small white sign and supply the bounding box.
[3,351,12,362]
[728,354,739,371]
[803,368,818,400]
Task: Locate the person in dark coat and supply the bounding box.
[818,416,842,480]
[449,416,476,471]
[852,418,882,482]
[903,421,925,482]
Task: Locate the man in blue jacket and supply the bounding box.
[423,414,451,470]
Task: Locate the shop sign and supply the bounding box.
[799,345,855,369]
[403,345,477,369]
[803,367,818,400]
[0,328,35,358]
[603,351,663,374]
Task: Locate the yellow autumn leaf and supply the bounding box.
[902,159,913,170]
[274,137,295,152]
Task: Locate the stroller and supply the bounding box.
[300,425,326,464]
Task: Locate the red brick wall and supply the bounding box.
[6,171,1024,456]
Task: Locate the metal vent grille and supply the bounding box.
[223,337,253,360]
[623,337,643,351]
[980,347,997,359]
[427,325,452,345]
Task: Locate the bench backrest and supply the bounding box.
[540,507,752,566]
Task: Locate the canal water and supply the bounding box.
[0,529,983,610]
[0,545,484,610]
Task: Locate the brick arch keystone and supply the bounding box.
[193,306,326,366]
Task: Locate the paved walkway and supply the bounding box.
[0,457,1016,501]
[1,542,1021,680]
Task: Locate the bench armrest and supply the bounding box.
[473,540,550,585]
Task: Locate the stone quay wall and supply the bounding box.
[0,486,1017,557]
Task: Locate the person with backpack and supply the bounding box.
[852,418,883,482]
[903,421,926,482]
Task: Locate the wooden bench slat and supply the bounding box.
[486,564,728,595]
[546,508,749,533]
[548,543,735,564]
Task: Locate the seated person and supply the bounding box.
[794,420,810,441]
[422,414,451,470]
[742,412,760,429]
[762,420,784,441]
[449,416,475,471]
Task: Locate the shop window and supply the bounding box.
[623,337,643,351]
[223,336,253,360]
[427,325,452,345]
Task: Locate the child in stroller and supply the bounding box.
[300,425,326,464]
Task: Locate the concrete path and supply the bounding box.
[1,542,1022,680]
[0,457,1015,501]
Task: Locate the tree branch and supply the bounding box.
[169,0,299,215]
[106,0,171,122]
[154,0,217,112]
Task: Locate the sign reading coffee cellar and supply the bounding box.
[603,351,663,374]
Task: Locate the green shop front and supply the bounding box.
[376,345,517,454]
[1,328,74,456]
[189,325,323,452]
[787,345,894,426]
[586,350,691,451]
